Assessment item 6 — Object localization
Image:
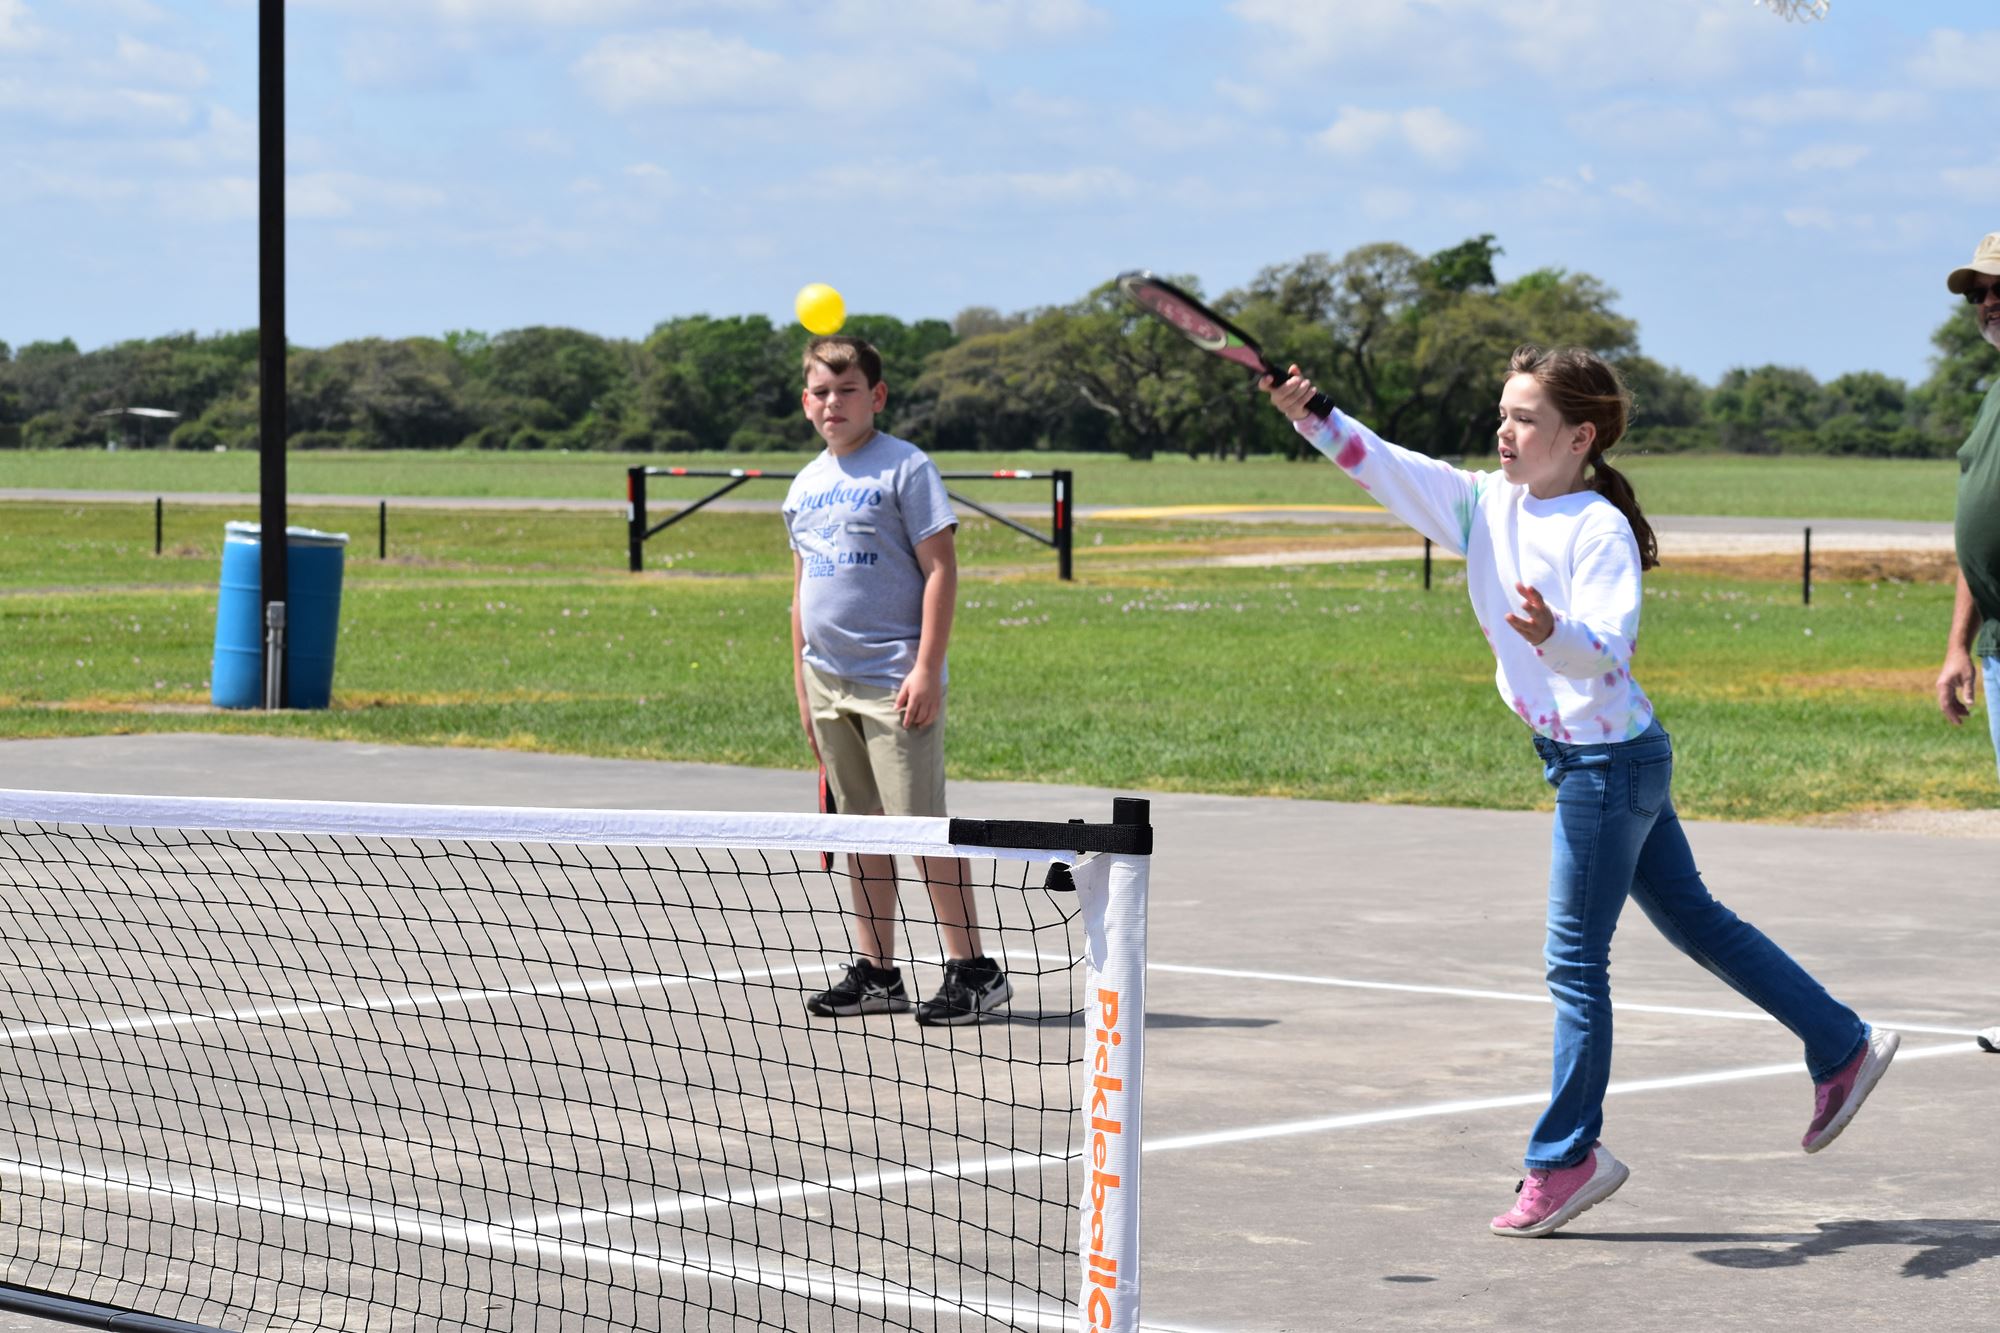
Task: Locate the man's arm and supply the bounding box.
[1936,568,1982,725]
[897,527,957,729]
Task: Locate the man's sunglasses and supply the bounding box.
[1964,282,2000,305]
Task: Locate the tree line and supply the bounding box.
[1,236,1986,460]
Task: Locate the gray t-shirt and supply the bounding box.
[784,432,956,688]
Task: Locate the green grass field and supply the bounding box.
[0,447,1963,521]
[1,490,1986,821]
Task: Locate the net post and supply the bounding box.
[1802,525,1812,606]
[154,496,163,556]
[258,0,287,710]
[378,499,386,560]
[261,600,285,711]
[1054,470,1074,581]
[1423,537,1432,590]
[627,466,646,572]
[1076,796,1149,1333]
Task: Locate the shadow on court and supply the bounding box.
[1593,1218,2000,1279]
[3,733,1996,1333]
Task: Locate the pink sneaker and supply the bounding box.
[1802,1027,1899,1153]
[1489,1142,1629,1238]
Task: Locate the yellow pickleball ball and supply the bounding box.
[795,283,846,335]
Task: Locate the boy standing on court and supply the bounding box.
[785,335,1012,1026]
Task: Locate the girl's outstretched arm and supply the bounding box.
[1260,366,1483,554]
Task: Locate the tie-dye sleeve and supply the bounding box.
[1533,528,1643,682]
[1294,409,1482,555]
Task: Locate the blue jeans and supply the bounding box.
[1983,657,2000,783]
[1525,721,1867,1170]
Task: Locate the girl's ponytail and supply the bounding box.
[1588,457,1658,571]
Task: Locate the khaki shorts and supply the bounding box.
[802,662,948,818]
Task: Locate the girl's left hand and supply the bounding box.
[1505,583,1556,645]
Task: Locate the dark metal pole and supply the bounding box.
[1053,469,1072,581]
[258,0,288,707]
[1423,538,1432,590]
[627,467,646,572]
[378,500,386,559]
[1802,526,1812,606]
[154,497,162,556]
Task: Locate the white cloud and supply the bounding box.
[766,158,1132,211]
[509,128,573,157]
[0,0,45,52]
[1941,160,2000,202]
[14,165,143,205]
[158,175,257,223]
[330,227,399,251]
[1788,143,1869,172]
[995,164,1134,203]
[0,75,195,129]
[815,0,1108,48]
[1734,88,1925,127]
[1610,179,1660,209]
[1359,186,1414,221]
[1399,106,1474,168]
[288,171,449,221]
[1315,105,1475,169]
[1007,87,1089,121]
[572,28,787,111]
[1905,28,2000,90]
[624,162,672,191]
[112,34,208,90]
[299,0,671,23]
[1782,207,1837,230]
[1316,107,1395,157]
[1123,106,1260,153]
[1568,101,1720,155]
[143,103,256,169]
[73,0,170,21]
[573,26,973,117]
[444,217,598,259]
[1230,0,1791,92]
[1213,78,1272,115]
[340,34,454,90]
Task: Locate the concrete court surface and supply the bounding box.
[1,733,1996,1333]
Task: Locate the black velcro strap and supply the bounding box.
[946,817,1152,856]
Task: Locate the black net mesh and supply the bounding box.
[0,815,1088,1331]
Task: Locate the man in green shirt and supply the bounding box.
[1934,230,2000,1054]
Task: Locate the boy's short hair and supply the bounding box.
[802,335,883,388]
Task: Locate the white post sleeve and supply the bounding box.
[1072,851,1148,1333]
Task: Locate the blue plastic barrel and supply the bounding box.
[211,522,349,710]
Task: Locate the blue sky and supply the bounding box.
[4,0,1997,386]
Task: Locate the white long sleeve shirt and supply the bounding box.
[1299,409,1655,744]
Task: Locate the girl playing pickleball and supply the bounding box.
[1261,345,1898,1238]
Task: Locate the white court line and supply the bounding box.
[527,1142,1072,1232]
[8,955,1978,1332]
[1150,961,1985,1038]
[1144,1039,1975,1154]
[0,1153,1075,1332]
[0,957,842,1049]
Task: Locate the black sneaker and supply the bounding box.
[807,961,910,1017]
[914,956,1014,1027]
